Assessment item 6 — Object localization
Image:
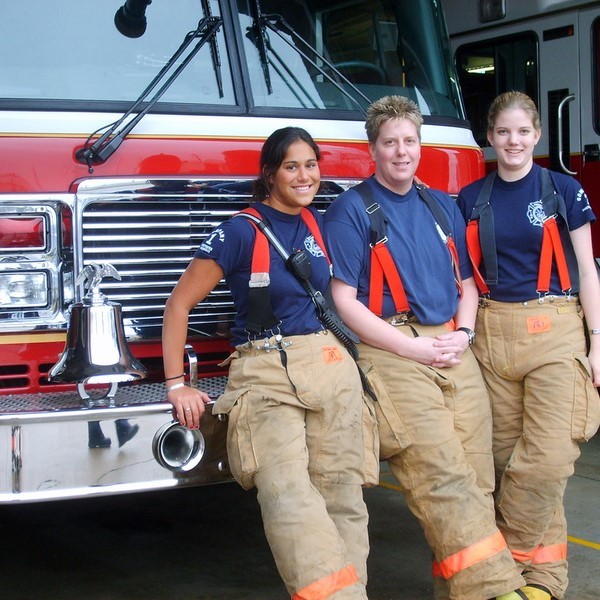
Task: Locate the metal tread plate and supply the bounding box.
[0,376,228,414]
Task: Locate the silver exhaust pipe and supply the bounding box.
[152,421,205,472]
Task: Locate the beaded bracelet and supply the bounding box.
[166,382,186,393]
[590,329,600,335]
[165,373,185,381]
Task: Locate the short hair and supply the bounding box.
[365,95,423,143]
[253,127,320,202]
[487,91,541,133]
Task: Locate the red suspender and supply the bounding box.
[538,216,572,294]
[299,208,331,266]
[446,237,463,297]
[241,206,329,274]
[465,220,490,296]
[243,207,270,274]
[369,243,410,316]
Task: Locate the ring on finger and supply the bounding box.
[185,407,191,412]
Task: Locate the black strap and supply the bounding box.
[414,184,454,238]
[245,285,280,336]
[470,171,498,285]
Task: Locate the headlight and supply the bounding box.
[0,272,48,307]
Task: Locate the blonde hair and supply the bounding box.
[487,91,541,132]
[365,95,423,143]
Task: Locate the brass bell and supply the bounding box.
[49,263,147,400]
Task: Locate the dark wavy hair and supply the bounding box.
[252,127,321,202]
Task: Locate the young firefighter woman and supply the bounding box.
[324,95,526,600]
[162,127,378,600]
[457,91,600,600]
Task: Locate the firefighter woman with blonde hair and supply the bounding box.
[162,127,376,599]
[458,91,600,600]
[325,95,526,599]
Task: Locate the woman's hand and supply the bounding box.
[410,335,462,368]
[167,385,212,430]
[434,330,470,358]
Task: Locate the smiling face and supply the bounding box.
[487,107,541,181]
[265,140,320,214]
[370,117,421,195]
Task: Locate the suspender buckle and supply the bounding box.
[435,222,448,243]
[389,310,415,325]
[370,235,388,248]
[249,272,270,288]
[564,288,573,301]
[365,202,380,215]
[254,329,292,353]
[537,291,548,304]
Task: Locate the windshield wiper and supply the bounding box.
[77,13,223,172]
[247,0,370,115]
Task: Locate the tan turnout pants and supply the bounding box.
[359,321,525,600]
[473,298,600,599]
[214,331,377,600]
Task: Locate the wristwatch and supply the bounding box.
[457,326,476,346]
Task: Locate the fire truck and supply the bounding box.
[0,0,484,503]
[441,0,600,258]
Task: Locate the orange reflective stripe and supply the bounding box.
[432,531,507,580]
[510,543,567,565]
[532,543,568,564]
[292,565,359,600]
[510,547,537,563]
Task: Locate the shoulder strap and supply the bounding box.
[354,179,388,245]
[468,171,498,288]
[415,184,463,295]
[236,208,280,336]
[415,184,452,237]
[354,179,409,315]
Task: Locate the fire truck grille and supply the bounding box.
[79,178,348,341]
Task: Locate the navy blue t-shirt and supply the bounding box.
[324,177,472,325]
[457,163,595,302]
[194,203,329,345]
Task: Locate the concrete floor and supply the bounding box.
[0,434,599,599]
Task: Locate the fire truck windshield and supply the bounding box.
[0,0,462,120]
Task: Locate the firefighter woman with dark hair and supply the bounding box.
[458,91,600,600]
[162,127,377,599]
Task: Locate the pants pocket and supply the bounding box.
[363,361,412,459]
[361,394,380,487]
[572,352,600,442]
[214,386,256,490]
